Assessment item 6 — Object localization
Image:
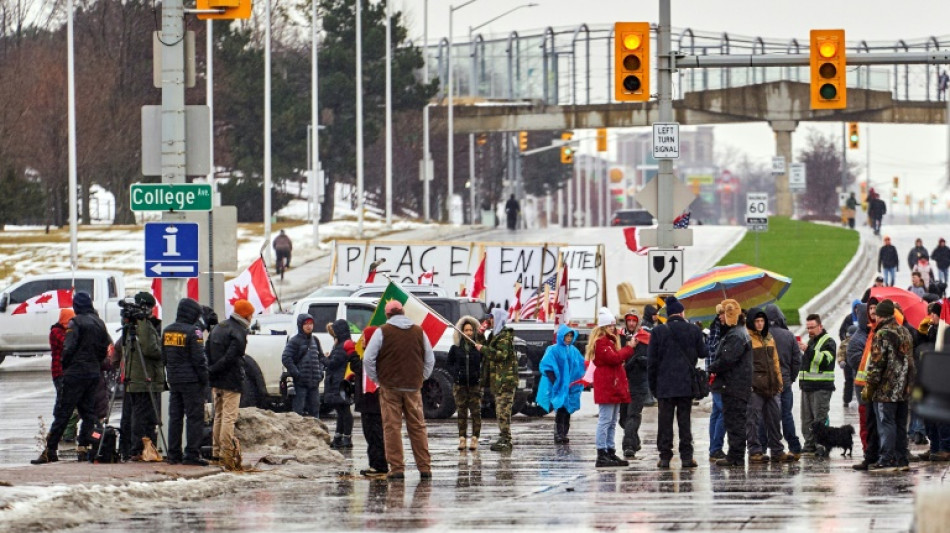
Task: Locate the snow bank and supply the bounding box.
[235,407,341,465]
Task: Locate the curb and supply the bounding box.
[799,229,876,326]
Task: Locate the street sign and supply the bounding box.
[789,163,807,191]
[652,123,680,159]
[746,192,769,232]
[648,249,684,293]
[771,156,786,175]
[634,176,695,219]
[144,222,199,278]
[141,105,211,176]
[131,183,213,212]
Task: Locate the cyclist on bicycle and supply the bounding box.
[273,230,293,273]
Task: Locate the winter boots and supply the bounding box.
[489,438,512,452]
[554,415,571,444]
[341,435,353,449]
[30,449,58,465]
[596,449,622,467]
[468,436,479,451]
[459,437,467,450]
[330,435,352,449]
[607,448,629,467]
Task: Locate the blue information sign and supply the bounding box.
[144,222,199,278]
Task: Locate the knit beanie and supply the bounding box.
[721,299,741,327]
[72,292,93,313]
[233,299,255,319]
[665,296,685,316]
[343,340,356,354]
[876,299,895,318]
[597,307,616,328]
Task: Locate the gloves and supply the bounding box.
[838,360,846,369]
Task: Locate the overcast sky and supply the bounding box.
[393,0,950,208]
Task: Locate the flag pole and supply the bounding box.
[257,252,284,313]
[379,274,479,345]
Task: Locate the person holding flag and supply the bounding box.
[477,308,518,452]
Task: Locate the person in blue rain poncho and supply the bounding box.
[535,324,587,444]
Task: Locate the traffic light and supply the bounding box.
[848,122,859,149]
[596,128,608,152]
[810,29,847,110]
[614,22,650,102]
[196,0,251,20]
[560,132,574,164]
[518,131,528,152]
[893,176,900,189]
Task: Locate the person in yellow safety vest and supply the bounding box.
[798,313,837,455]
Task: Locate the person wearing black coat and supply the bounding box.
[908,238,930,270]
[325,319,354,449]
[647,296,706,468]
[282,314,325,418]
[447,316,484,451]
[621,327,651,457]
[354,326,387,477]
[708,299,753,467]
[867,195,886,236]
[207,299,253,466]
[878,238,899,287]
[33,291,112,464]
[932,238,950,284]
[162,298,209,466]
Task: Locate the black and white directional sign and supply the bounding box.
[788,163,806,191]
[745,192,769,232]
[652,123,680,159]
[144,222,199,278]
[648,249,684,293]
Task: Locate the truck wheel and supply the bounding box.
[421,368,456,419]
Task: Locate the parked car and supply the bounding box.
[609,209,655,227]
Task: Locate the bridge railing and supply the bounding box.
[422,23,950,106]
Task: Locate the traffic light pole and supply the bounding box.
[656,0,674,248]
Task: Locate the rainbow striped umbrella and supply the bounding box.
[674,263,792,321]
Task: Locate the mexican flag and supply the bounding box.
[367,282,451,347]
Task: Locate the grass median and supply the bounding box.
[715,217,859,325]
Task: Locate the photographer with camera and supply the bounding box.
[114,292,164,461]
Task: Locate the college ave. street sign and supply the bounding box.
[130,183,213,212]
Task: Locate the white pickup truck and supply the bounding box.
[0,270,125,365]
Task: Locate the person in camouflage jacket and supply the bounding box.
[479,308,518,451]
[863,299,915,469]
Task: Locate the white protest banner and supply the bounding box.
[333,241,476,289]
[560,244,605,322]
[482,245,559,311]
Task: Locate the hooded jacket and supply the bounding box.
[324,319,354,404]
[932,243,950,270]
[866,316,916,402]
[282,314,326,389]
[536,324,587,413]
[447,316,484,386]
[480,308,518,394]
[708,321,753,399]
[764,304,802,387]
[647,315,706,399]
[908,245,930,270]
[838,299,862,341]
[364,314,435,391]
[62,296,111,378]
[353,326,379,414]
[847,303,871,374]
[746,308,783,397]
[162,298,208,386]
[592,329,634,404]
[49,308,75,379]
[207,313,249,392]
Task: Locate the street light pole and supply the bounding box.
[384,0,392,225]
[356,0,364,236]
[448,0,479,223]
[422,0,431,222]
[311,0,321,244]
[67,0,77,270]
[263,0,273,261]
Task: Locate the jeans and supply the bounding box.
[596,404,620,449]
[909,411,926,438]
[292,384,320,418]
[939,267,948,285]
[747,393,783,456]
[883,267,896,286]
[876,401,909,464]
[657,397,693,460]
[926,421,950,453]
[709,392,726,454]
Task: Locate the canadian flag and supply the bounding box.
[151,278,199,319]
[507,283,523,320]
[12,289,73,315]
[417,269,435,286]
[224,257,277,317]
[553,263,569,325]
[466,253,486,299]
[623,227,651,256]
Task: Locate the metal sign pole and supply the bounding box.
[656,0,674,248]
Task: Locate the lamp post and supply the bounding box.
[356,0,364,236]
[67,0,77,269]
[384,0,392,225]
[447,0,478,223]
[311,0,321,244]
[422,0,431,222]
[263,0,272,261]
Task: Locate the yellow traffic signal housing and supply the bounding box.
[560,132,574,164]
[518,131,528,152]
[810,29,846,109]
[848,122,859,149]
[614,22,650,102]
[197,0,251,20]
[596,128,608,152]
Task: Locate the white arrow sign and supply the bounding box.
[149,263,197,275]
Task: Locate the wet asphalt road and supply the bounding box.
[2,355,947,531]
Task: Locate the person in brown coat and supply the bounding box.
[745,307,793,463]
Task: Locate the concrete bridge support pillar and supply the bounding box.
[771,120,798,217]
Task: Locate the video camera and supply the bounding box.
[118,298,150,322]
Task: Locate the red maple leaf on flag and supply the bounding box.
[229,284,250,307]
[35,293,53,305]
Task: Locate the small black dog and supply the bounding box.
[812,421,855,457]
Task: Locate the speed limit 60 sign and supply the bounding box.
[746,193,769,232]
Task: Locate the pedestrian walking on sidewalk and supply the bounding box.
[589,308,634,467]
[878,237,899,287]
[710,300,752,468]
[648,296,705,469]
[536,324,586,445]
[364,301,435,481]
[448,316,484,450]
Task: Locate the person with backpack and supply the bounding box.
[282,314,325,418]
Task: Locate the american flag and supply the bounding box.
[673,210,691,229]
[521,272,558,320]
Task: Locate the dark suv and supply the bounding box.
[610,209,654,226]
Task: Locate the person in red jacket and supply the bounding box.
[587,307,635,467]
[49,308,79,443]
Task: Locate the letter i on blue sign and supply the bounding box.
[163,225,181,257]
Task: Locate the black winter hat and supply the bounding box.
[876,299,895,318]
[665,296,685,316]
[643,304,658,320]
[73,291,93,313]
[134,291,157,307]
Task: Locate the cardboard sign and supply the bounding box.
[560,245,604,321]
